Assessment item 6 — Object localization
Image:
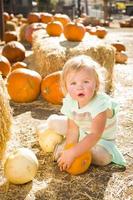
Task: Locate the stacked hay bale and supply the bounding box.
[0,75,12,159]
[27,30,116,93]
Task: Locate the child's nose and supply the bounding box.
[77,83,83,89]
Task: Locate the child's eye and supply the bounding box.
[84,80,89,83]
[71,82,76,85]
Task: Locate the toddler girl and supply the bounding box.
[46,55,126,171]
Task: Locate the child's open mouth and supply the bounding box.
[78,93,85,97]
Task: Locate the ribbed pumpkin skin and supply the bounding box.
[65,144,92,175]
[7,68,42,103]
[64,22,86,42]
[41,71,64,105]
[0,55,11,77]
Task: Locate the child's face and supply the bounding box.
[66,68,97,108]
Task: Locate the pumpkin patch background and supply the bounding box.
[0,26,133,200]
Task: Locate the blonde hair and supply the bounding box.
[61,55,100,95]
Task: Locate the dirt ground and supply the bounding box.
[0,27,133,200]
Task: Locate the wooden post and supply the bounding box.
[85,0,89,15]
[77,0,81,17]
[0,0,4,41]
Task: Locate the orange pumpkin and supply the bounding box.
[25,23,46,43]
[2,41,26,63]
[64,22,86,42]
[11,61,28,71]
[111,41,126,52]
[4,31,18,43]
[65,144,92,175]
[115,51,128,64]
[46,21,63,37]
[27,12,40,24]
[54,14,71,27]
[96,26,108,39]
[3,12,10,22]
[40,12,54,24]
[0,55,11,77]
[87,27,97,36]
[7,68,42,103]
[41,71,64,105]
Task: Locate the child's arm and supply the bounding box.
[72,110,107,157]
[65,118,79,145]
[58,110,107,171]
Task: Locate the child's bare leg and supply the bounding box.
[47,114,67,136]
[91,145,112,166]
[47,114,68,161]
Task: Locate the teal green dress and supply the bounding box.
[61,92,126,166]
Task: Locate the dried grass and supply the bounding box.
[0,76,13,160]
[27,30,115,93]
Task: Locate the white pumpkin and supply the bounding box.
[4,147,39,184]
[38,128,63,153]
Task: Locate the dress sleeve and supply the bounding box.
[90,93,119,118]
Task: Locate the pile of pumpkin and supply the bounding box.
[1,12,128,184]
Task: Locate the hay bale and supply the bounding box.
[0,75,12,159]
[29,30,116,93]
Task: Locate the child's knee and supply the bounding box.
[91,145,112,166]
[47,114,67,135]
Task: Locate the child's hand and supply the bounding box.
[57,148,75,171]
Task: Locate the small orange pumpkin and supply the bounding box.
[54,14,71,27]
[27,12,40,23]
[4,31,18,43]
[7,68,42,103]
[65,144,92,175]
[40,12,54,24]
[64,22,86,42]
[96,26,108,39]
[11,61,28,71]
[115,51,128,64]
[2,41,26,63]
[41,71,64,105]
[46,21,63,37]
[111,41,126,52]
[87,27,97,36]
[0,55,11,77]
[3,12,10,22]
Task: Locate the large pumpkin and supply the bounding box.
[46,21,63,37]
[2,41,26,63]
[41,71,64,105]
[64,22,86,42]
[65,144,92,175]
[7,68,42,103]
[0,55,11,77]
